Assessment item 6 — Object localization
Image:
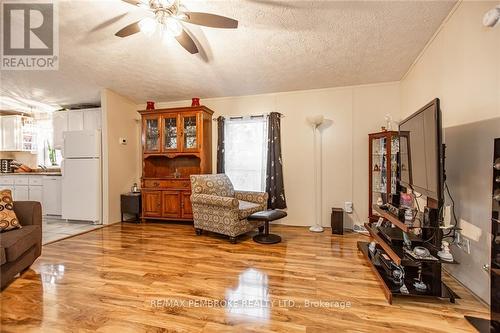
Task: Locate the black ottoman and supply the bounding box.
[248,210,287,244]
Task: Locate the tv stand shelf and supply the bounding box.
[372,205,411,232]
[357,241,458,304]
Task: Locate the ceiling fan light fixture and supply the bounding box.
[137,0,150,9]
[139,17,157,37]
[157,0,175,8]
[164,17,182,37]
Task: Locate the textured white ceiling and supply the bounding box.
[0,0,456,107]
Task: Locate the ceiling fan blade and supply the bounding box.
[180,12,238,29]
[175,29,199,54]
[122,0,141,6]
[115,21,141,37]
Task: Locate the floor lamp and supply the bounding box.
[307,115,325,233]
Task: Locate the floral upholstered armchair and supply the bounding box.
[190,174,268,243]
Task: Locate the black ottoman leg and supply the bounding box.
[195,228,202,236]
[253,221,281,244]
[229,236,237,244]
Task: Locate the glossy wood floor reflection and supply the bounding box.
[1,224,488,332]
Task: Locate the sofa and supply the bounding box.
[0,201,42,290]
[190,174,267,243]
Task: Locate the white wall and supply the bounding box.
[101,89,142,224]
[400,1,500,303]
[148,82,400,228]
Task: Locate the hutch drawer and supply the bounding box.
[143,179,191,189]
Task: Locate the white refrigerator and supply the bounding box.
[61,130,102,223]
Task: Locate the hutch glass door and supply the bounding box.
[181,114,198,151]
[163,115,178,151]
[144,117,160,153]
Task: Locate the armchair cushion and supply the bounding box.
[235,191,269,205]
[191,174,235,197]
[0,190,21,232]
[238,200,263,220]
[191,193,239,208]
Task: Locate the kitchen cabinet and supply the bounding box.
[14,185,29,201]
[0,175,62,216]
[53,112,68,149]
[0,116,36,152]
[43,176,62,215]
[29,186,43,202]
[83,109,101,130]
[68,111,84,131]
[53,109,101,149]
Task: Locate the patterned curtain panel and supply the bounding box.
[266,112,287,209]
[216,116,225,173]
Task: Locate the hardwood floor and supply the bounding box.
[0,223,488,332]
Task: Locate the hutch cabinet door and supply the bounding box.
[180,112,200,152]
[181,192,193,219]
[162,114,180,152]
[143,116,161,153]
[142,190,162,217]
[161,191,181,218]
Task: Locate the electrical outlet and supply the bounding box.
[456,233,471,254]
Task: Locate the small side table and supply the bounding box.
[121,192,141,222]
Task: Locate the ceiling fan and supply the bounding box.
[116,0,238,54]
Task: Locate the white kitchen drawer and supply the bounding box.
[14,177,29,185]
[0,177,15,185]
[29,176,43,186]
[1,185,14,193]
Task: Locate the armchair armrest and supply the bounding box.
[190,194,239,208]
[13,201,42,226]
[234,191,269,205]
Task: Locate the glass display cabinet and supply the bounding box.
[181,114,198,151]
[139,106,213,222]
[144,116,160,153]
[368,131,399,221]
[163,115,178,151]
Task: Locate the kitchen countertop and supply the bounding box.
[0,172,62,176]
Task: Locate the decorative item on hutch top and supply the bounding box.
[191,98,200,107]
[138,105,213,222]
[146,101,155,110]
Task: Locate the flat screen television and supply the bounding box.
[398,98,444,204]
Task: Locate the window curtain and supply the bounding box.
[266,112,287,209]
[216,116,225,173]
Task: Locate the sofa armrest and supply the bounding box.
[234,191,269,205]
[13,201,42,227]
[190,194,239,209]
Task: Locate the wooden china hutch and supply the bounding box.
[138,106,213,222]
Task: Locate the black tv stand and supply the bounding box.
[358,204,459,304]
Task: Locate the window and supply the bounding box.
[35,116,53,166]
[224,117,268,192]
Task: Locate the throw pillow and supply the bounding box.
[0,189,21,232]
